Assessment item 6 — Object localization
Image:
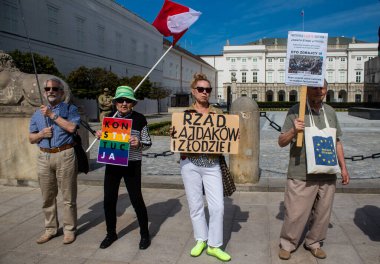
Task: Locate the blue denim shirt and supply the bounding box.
[29,102,80,148]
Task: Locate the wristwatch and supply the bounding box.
[52,114,59,121]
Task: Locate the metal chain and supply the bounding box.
[260,111,380,162]
[260,112,282,132]
[142,150,174,158]
[345,153,380,161]
[140,112,378,161]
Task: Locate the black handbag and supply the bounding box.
[73,132,89,174]
[68,104,89,174]
[219,156,236,197]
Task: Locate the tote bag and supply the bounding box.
[304,102,341,174]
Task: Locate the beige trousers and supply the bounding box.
[280,179,336,251]
[37,148,78,236]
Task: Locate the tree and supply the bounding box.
[119,76,153,100]
[148,86,172,113]
[7,49,63,78]
[67,67,119,99]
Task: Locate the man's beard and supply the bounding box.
[47,94,61,104]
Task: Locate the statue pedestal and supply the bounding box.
[0,106,39,185]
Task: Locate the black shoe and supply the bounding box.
[139,236,151,250]
[100,234,118,249]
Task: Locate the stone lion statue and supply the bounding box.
[0,51,72,106]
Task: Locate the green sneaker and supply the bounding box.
[207,247,231,262]
[190,240,207,257]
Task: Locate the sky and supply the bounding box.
[116,0,380,55]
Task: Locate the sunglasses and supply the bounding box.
[115,98,134,104]
[195,87,212,93]
[44,87,60,92]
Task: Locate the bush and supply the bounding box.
[148,121,171,136]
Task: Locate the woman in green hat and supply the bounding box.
[96,86,152,250]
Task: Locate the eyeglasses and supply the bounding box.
[44,87,60,92]
[115,98,134,104]
[195,87,212,93]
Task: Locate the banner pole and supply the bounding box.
[134,45,173,92]
[296,85,307,147]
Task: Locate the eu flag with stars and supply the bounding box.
[313,136,337,166]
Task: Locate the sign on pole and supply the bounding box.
[285,31,328,147]
[171,112,240,154]
[285,31,328,87]
[97,117,132,166]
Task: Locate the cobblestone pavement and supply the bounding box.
[0,185,379,264]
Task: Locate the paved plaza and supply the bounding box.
[0,185,379,264]
[0,111,379,263]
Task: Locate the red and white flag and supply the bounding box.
[152,0,201,45]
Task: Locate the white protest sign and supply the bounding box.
[285,31,328,87]
[171,112,240,154]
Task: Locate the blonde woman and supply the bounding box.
[174,73,231,262]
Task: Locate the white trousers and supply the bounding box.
[180,158,224,247]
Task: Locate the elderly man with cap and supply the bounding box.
[96,86,152,250]
[98,87,113,122]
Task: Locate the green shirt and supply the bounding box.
[282,103,342,181]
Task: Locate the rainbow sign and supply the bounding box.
[97,117,132,166]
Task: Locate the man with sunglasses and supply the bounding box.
[29,78,80,245]
[96,86,152,250]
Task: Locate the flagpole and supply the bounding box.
[302,10,304,31]
[134,45,174,92]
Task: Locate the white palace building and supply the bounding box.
[202,37,378,103]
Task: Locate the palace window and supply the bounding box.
[355,71,361,83]
[327,71,333,83]
[242,72,246,83]
[267,72,273,83]
[339,71,345,83]
[252,72,258,83]
[279,71,284,82]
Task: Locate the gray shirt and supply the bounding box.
[282,103,342,181]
